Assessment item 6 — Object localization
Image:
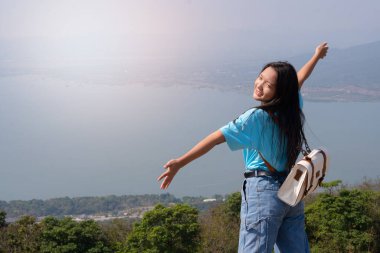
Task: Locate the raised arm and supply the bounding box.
[297,42,329,89]
[157,130,225,189]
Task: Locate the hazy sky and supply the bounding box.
[1,0,379,61]
[1,0,380,201]
[0,0,379,39]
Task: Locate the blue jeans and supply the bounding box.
[238,176,310,253]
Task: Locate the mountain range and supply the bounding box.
[1,39,379,101]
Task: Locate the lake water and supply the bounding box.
[1,74,379,201]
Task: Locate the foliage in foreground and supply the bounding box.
[0,216,112,253]
[199,192,241,253]
[39,216,112,253]
[118,204,200,253]
[306,183,380,253]
[0,215,42,253]
[0,180,379,253]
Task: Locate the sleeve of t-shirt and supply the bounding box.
[219,108,263,151]
[220,91,302,151]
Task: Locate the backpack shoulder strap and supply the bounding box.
[258,152,286,177]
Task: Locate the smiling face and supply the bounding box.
[253,67,277,103]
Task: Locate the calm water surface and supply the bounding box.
[0,75,379,200]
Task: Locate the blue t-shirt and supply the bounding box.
[220,93,303,172]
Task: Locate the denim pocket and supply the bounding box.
[245,215,268,231]
[240,178,290,252]
[256,176,281,192]
[244,197,270,252]
[245,177,287,219]
[244,180,264,230]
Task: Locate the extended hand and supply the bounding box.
[315,42,329,59]
[157,159,182,189]
[157,130,225,190]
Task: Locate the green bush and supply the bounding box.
[120,204,200,253]
[199,192,241,253]
[40,216,112,253]
[305,188,379,252]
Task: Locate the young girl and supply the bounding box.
[158,43,328,252]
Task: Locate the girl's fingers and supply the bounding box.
[160,159,179,189]
[165,179,172,189]
[158,169,175,189]
[157,171,169,181]
[319,42,328,48]
[160,177,167,188]
[161,178,172,189]
[316,43,328,59]
[317,43,328,51]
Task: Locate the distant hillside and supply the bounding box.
[290,40,380,89]
[0,194,181,219]
[169,40,380,101]
[0,194,223,219]
[1,39,379,101]
[287,41,380,101]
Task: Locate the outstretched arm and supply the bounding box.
[298,42,329,89]
[157,130,225,189]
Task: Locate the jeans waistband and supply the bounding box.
[244,170,271,178]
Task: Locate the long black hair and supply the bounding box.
[256,61,305,170]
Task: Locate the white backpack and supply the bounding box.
[277,149,329,206]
